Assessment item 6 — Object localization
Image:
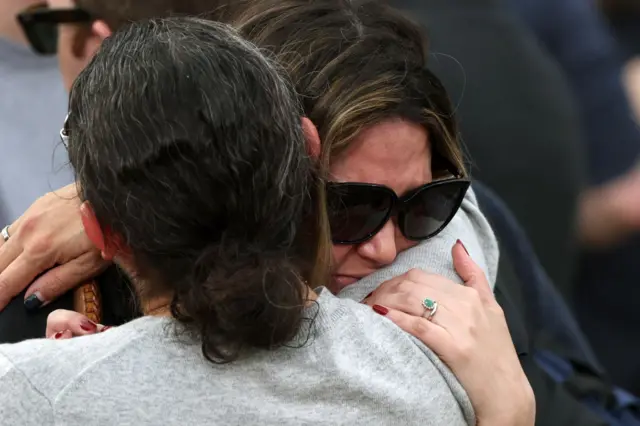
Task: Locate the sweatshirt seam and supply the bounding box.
[0,348,56,426]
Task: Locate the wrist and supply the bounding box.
[478,381,535,426]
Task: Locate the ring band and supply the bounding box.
[422,298,438,321]
[1,226,9,243]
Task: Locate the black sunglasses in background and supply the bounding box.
[17,4,94,55]
[327,177,470,245]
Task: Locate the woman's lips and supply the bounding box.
[331,275,360,292]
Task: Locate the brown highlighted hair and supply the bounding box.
[233,0,465,176]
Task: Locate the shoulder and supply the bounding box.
[0,317,158,400]
[0,343,55,424]
[317,293,475,424]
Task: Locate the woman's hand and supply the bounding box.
[46,309,111,339]
[0,184,108,311]
[363,241,535,426]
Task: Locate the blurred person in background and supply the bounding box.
[0,0,70,225]
[396,0,640,394]
[395,0,585,313]
[509,0,640,394]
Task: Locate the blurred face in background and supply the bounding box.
[47,0,106,90]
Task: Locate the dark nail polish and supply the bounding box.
[24,293,43,311]
[80,319,97,332]
[372,304,389,316]
[53,331,63,339]
[364,291,374,300]
[456,239,469,256]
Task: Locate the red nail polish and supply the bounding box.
[372,304,389,316]
[80,319,97,332]
[456,239,469,255]
[364,291,374,299]
[53,331,63,339]
[101,326,112,333]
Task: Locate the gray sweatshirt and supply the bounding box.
[0,291,473,425]
[0,188,496,425]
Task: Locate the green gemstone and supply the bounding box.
[423,298,436,310]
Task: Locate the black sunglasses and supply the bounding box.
[327,177,470,245]
[17,4,94,55]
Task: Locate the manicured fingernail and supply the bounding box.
[80,319,97,332]
[456,239,469,255]
[24,292,43,311]
[364,291,374,299]
[100,326,112,333]
[53,331,63,339]
[372,304,389,316]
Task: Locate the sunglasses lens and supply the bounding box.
[327,184,392,244]
[402,181,469,240]
[25,21,58,55]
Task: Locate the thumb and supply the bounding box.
[452,240,492,300]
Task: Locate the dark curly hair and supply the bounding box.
[65,17,330,362]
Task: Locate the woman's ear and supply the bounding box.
[79,20,113,59]
[80,202,109,258]
[301,117,321,158]
[80,201,122,261]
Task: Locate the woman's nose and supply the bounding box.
[356,220,399,266]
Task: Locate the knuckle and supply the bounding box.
[396,279,414,294]
[25,234,54,259]
[490,303,506,318]
[0,277,16,296]
[461,285,482,305]
[400,292,415,308]
[18,214,41,237]
[406,268,427,283]
[411,318,431,337]
[452,342,473,364]
[466,322,479,339]
[47,309,68,324]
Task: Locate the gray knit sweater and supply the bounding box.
[0,188,496,425]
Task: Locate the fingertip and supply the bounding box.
[24,291,44,311]
[372,304,389,316]
[456,239,469,256]
[52,330,72,340]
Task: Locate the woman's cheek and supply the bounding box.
[331,244,352,273]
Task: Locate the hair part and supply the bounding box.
[66,17,330,362]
